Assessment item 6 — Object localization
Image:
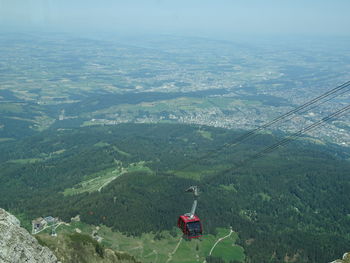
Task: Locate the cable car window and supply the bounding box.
[186,221,202,236]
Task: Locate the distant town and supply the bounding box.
[0,33,349,146]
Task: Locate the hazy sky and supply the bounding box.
[0,0,349,37]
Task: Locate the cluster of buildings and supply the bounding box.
[31,216,59,235]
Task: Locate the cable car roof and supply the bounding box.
[179,214,201,223]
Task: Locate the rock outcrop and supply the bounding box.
[330,252,350,263]
[0,208,58,263]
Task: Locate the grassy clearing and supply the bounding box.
[172,165,230,181]
[171,170,202,181]
[8,158,43,164]
[127,162,153,174]
[197,130,213,140]
[63,162,153,196]
[258,192,271,201]
[100,226,178,263]
[7,149,65,164]
[7,116,34,122]
[213,243,245,262]
[93,141,110,147]
[0,103,23,113]
[220,184,238,193]
[81,120,99,127]
[0,138,15,142]
[211,230,245,262]
[112,146,132,157]
[52,149,66,155]
[33,115,55,131]
[63,167,122,196]
[48,220,244,263]
[60,221,93,234]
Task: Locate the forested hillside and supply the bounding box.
[0,123,349,262]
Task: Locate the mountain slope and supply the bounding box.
[36,232,140,263]
[0,123,349,262]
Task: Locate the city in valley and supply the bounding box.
[0,33,349,146]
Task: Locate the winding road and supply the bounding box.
[204,226,233,263]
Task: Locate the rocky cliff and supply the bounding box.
[0,208,58,263]
[331,253,350,263]
[0,208,139,263]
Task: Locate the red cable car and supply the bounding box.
[177,214,203,238]
[177,186,203,238]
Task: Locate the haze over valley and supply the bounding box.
[1,1,350,263]
[0,33,349,146]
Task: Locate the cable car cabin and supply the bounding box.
[177,214,203,238]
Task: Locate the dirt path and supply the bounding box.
[98,175,119,192]
[166,237,183,263]
[144,250,158,263]
[204,227,233,262]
